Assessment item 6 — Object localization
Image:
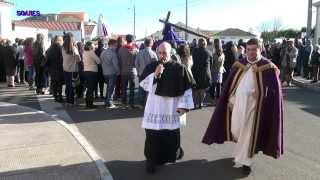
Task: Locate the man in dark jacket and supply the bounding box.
[33,33,46,94]
[46,36,64,102]
[302,39,313,79]
[3,40,18,87]
[310,45,320,83]
[0,39,6,82]
[94,39,105,98]
[191,38,212,109]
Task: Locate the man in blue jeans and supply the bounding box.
[118,35,139,109]
[100,39,120,108]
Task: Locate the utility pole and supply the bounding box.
[134,5,136,38]
[306,0,312,39]
[185,0,189,41]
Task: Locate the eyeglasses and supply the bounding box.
[158,51,168,55]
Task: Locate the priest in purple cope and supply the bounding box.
[202,38,284,175]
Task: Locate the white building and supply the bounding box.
[12,21,85,43]
[13,25,49,48]
[214,28,257,44]
[0,0,13,39]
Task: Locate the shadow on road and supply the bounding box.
[283,87,320,118]
[106,158,247,180]
[0,162,100,180]
[67,104,144,123]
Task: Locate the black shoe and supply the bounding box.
[55,97,64,103]
[242,165,251,175]
[176,147,184,160]
[146,161,156,174]
[86,104,97,109]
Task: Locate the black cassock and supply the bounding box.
[141,60,194,165]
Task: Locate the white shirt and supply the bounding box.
[140,73,194,130]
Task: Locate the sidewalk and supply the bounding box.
[0,102,101,180]
[292,76,320,92]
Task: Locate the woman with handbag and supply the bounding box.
[62,32,81,105]
[83,41,101,108]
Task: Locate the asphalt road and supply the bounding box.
[66,86,320,180]
[1,84,320,180]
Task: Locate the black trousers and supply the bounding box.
[303,65,312,79]
[50,74,63,99]
[85,71,98,104]
[76,71,85,98]
[144,129,181,165]
[94,66,104,97]
[210,82,221,99]
[35,66,45,91]
[17,60,25,83]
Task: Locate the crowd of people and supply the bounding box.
[263,38,320,85]
[0,33,319,110]
[0,33,291,175]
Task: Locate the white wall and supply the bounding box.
[13,26,50,49]
[219,36,257,44]
[0,3,13,40]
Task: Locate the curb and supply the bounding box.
[36,95,113,180]
[292,78,320,92]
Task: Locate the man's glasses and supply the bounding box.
[158,51,168,55]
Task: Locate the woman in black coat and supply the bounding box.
[3,41,18,87]
[46,36,64,102]
[191,38,212,109]
[223,41,236,82]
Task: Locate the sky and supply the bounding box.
[10,0,316,38]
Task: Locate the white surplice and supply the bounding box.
[231,66,258,166]
[140,73,194,130]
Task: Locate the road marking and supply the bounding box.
[0,111,45,117]
[36,95,114,180]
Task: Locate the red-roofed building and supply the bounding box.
[13,20,82,31]
[12,20,87,42]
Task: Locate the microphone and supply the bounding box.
[157,62,164,79]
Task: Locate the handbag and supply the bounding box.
[71,51,80,88]
[72,71,80,88]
